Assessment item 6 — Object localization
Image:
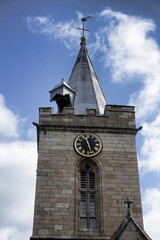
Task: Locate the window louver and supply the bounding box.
[81,171,87,189]
[80,163,96,228]
[89,171,95,189]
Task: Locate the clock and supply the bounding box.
[74,133,102,157]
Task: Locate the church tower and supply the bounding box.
[31,19,151,240]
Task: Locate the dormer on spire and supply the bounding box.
[49,79,76,113]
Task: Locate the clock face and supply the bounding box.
[74,133,102,157]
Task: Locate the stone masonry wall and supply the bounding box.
[31,105,143,239]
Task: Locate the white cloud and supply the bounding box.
[99,8,158,79]
[0,94,19,139]
[27,127,37,141]
[0,141,37,240]
[143,188,160,240]
[98,8,160,120]
[0,94,37,240]
[0,227,25,240]
[26,14,82,51]
[139,114,160,172]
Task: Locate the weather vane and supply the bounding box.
[77,16,92,37]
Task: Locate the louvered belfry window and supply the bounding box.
[80,163,96,228]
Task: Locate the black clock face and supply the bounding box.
[74,133,102,157]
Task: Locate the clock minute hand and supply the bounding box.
[85,137,92,153]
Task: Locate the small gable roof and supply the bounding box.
[111,214,151,240]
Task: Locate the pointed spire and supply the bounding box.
[67,35,107,115]
[50,17,107,115]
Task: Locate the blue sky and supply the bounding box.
[1,1,160,239]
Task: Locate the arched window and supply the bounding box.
[80,161,97,228]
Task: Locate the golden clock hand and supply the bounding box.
[85,137,92,153]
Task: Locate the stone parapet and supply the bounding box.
[39,105,137,134]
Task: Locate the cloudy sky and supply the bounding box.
[1,0,160,239]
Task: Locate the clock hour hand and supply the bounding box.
[85,137,92,153]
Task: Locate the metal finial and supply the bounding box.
[124,197,133,216]
[77,16,92,37]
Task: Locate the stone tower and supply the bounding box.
[30,33,151,239]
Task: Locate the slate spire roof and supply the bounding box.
[50,36,107,115]
[67,36,107,115]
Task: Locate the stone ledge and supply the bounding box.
[38,125,138,135]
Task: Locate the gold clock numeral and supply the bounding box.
[78,146,82,151]
[82,149,85,154]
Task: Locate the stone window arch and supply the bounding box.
[75,158,103,235]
